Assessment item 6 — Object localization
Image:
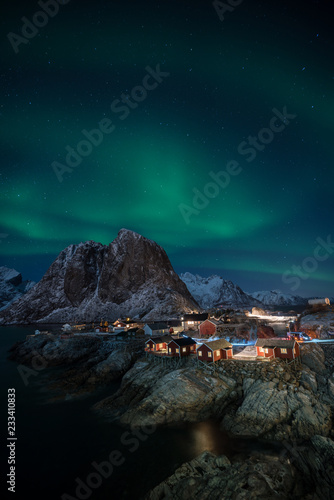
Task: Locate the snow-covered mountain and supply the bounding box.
[0,229,199,324]
[249,290,308,307]
[180,272,262,309]
[0,267,36,311]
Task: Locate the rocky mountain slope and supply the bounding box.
[0,229,199,324]
[249,289,308,307]
[180,272,262,309]
[0,267,35,311]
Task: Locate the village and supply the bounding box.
[29,297,332,373]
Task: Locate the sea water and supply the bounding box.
[1,326,281,500]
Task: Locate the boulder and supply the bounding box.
[94,363,237,427]
[301,343,327,375]
[146,450,303,500]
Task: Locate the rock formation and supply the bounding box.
[0,229,199,324]
[180,272,262,309]
[0,266,35,311]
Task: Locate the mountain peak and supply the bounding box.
[181,272,260,309]
[0,230,198,324]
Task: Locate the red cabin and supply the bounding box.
[167,338,197,357]
[255,338,300,360]
[145,335,172,353]
[197,339,233,362]
[199,319,221,337]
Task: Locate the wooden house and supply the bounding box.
[144,322,169,337]
[167,337,197,357]
[199,319,223,337]
[181,313,209,331]
[113,319,127,329]
[255,338,300,360]
[146,335,173,353]
[197,339,233,362]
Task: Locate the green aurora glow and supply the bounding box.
[0,0,333,296]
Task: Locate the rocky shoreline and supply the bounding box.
[8,335,334,498]
[8,334,144,398]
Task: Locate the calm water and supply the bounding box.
[1,326,281,500]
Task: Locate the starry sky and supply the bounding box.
[0,0,333,297]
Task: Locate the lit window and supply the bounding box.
[198,351,202,356]
[258,347,264,353]
[281,348,287,354]
[208,352,212,357]
[146,344,150,348]
[188,321,194,324]
[182,347,186,352]
[264,348,269,354]
[215,350,220,355]
[176,348,179,353]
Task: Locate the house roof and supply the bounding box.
[168,319,182,327]
[256,338,295,349]
[168,337,197,346]
[145,322,169,330]
[183,313,209,321]
[199,339,232,350]
[147,335,172,344]
[201,319,223,326]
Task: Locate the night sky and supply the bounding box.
[0,0,333,297]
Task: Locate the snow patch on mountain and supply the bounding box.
[180,272,261,309]
[0,267,36,311]
[0,230,198,324]
[249,290,308,307]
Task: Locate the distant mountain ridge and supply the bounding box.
[0,267,35,311]
[180,272,262,309]
[180,273,310,309]
[249,290,308,307]
[0,229,198,324]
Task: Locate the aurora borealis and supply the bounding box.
[0,0,333,297]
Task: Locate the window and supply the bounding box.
[280,348,287,354]
[168,348,171,353]
[198,351,202,356]
[176,348,180,353]
[182,347,187,352]
[208,352,212,358]
[146,344,150,348]
[215,350,220,355]
[264,348,269,354]
[258,347,264,353]
[188,321,194,324]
